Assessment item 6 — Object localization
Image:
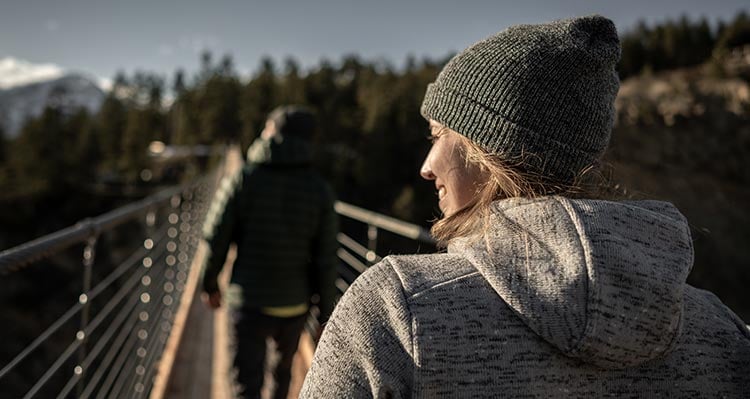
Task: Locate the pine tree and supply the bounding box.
[8,108,67,195]
[716,11,750,50]
[96,95,127,172]
[240,57,279,148]
[197,55,241,144]
[173,69,187,95]
[65,108,99,183]
[279,57,306,105]
[0,125,6,165]
[120,108,156,183]
[694,18,715,64]
[171,90,200,146]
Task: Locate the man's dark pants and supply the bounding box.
[231,307,307,399]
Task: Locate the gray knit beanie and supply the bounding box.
[420,15,621,184]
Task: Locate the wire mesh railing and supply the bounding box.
[0,174,217,398]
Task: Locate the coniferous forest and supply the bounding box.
[0,13,749,392]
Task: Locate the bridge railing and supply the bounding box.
[0,175,217,398]
[332,201,435,293]
[298,201,435,344]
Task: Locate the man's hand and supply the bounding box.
[203,291,222,309]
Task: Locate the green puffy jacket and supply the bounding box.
[202,136,338,320]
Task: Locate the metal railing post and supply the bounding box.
[366,225,379,265]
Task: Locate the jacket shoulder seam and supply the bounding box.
[386,254,477,295]
[408,270,481,300]
[385,254,479,299]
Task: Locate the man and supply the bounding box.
[202,105,338,399]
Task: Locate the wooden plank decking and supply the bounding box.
[157,245,314,399]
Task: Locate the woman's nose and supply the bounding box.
[420,157,436,180]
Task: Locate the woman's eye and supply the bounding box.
[426,134,438,143]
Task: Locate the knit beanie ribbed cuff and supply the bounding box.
[420,15,620,185]
[421,83,599,183]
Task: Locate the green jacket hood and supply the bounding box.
[246,136,313,166]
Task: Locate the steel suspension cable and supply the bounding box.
[137,260,196,395]
[96,230,182,398]
[79,296,140,399]
[108,257,173,398]
[23,241,169,399]
[55,285,141,399]
[93,311,142,399]
[0,222,168,381]
[57,225,172,398]
[123,260,175,397]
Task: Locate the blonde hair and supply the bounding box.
[430,126,613,248]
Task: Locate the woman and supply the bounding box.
[301,15,750,397]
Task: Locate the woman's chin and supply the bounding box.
[440,205,455,218]
[438,200,449,217]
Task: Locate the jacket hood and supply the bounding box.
[246,135,312,166]
[449,196,693,369]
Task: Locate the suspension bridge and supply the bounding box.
[0,148,435,398]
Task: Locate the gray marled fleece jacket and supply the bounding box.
[301,196,750,397]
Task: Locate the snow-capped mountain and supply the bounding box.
[0,58,106,138]
[0,57,66,90]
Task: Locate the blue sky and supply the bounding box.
[1,0,748,86]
